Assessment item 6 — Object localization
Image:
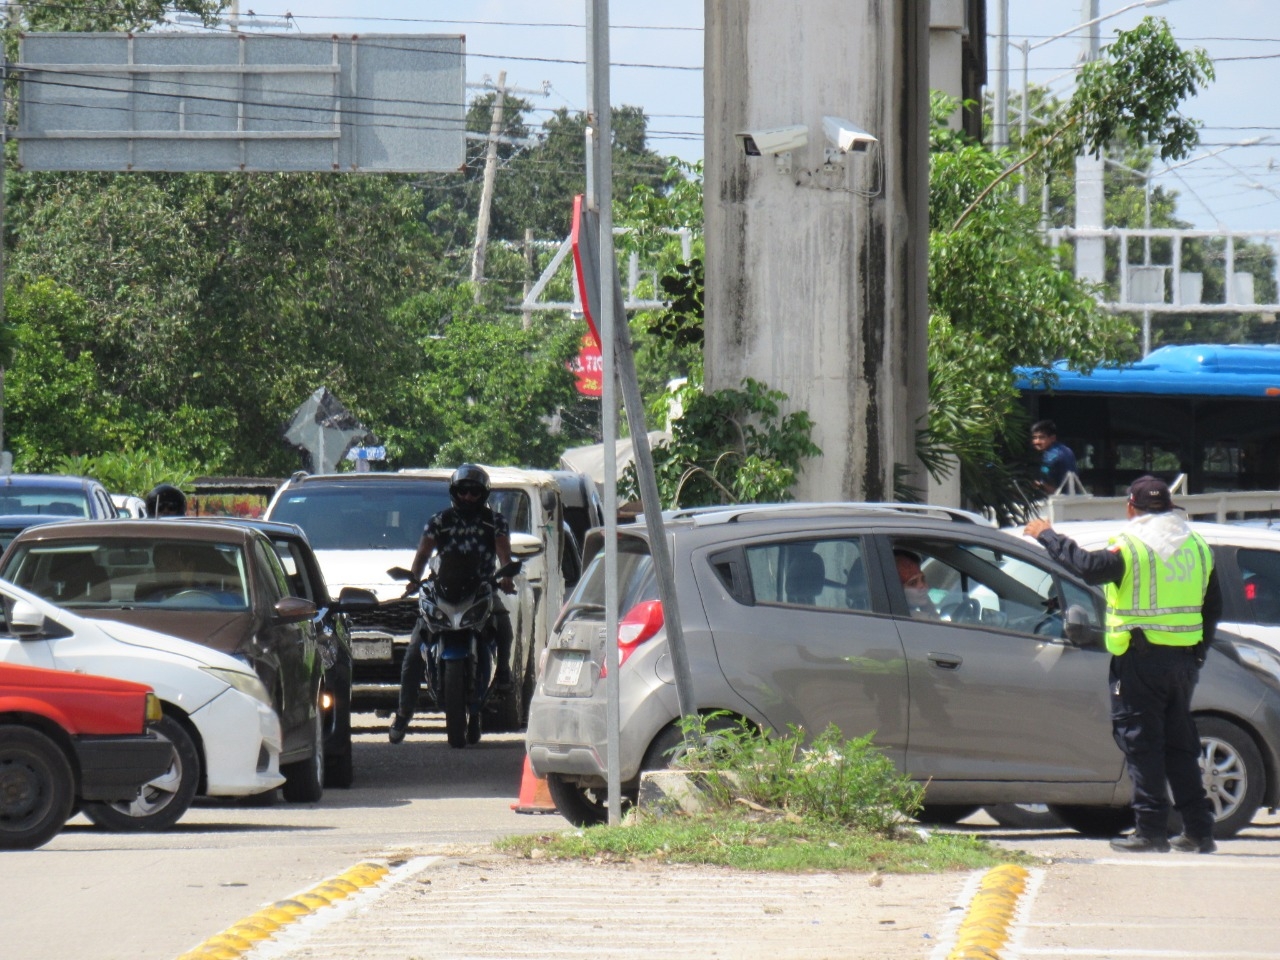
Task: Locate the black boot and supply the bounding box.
[466,709,482,745]
[1109,833,1170,853]
[388,713,410,744]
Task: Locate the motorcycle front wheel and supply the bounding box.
[443,659,469,749]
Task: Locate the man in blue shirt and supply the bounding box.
[1031,419,1077,494]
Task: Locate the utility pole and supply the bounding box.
[469,74,548,299]
[522,227,535,328]
[993,0,1009,148]
[1075,0,1106,285]
[470,71,507,297]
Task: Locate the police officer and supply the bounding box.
[1025,475,1221,853]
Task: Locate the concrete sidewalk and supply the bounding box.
[181,818,1280,960]
[194,849,973,960]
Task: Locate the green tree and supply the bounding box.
[620,377,821,508]
[8,171,443,475]
[931,19,1214,516]
[374,287,588,469]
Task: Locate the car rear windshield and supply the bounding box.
[269,481,532,550]
[573,538,657,613]
[3,539,251,611]
[0,490,87,517]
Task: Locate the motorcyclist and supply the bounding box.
[145,483,187,518]
[388,464,516,744]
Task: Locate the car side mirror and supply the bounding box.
[509,532,544,559]
[274,596,317,624]
[332,586,378,613]
[1064,604,1100,647]
[8,599,46,637]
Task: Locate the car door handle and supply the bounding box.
[928,652,962,669]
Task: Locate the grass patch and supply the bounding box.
[498,717,1035,873]
[496,814,1029,872]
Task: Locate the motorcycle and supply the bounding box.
[388,556,521,749]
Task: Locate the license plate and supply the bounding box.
[352,638,392,661]
[555,650,586,686]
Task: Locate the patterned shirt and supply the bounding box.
[425,505,509,578]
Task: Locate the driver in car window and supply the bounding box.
[895,549,939,619]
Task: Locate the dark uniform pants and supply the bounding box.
[1110,641,1214,839]
[397,596,514,720]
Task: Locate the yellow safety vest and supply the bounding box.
[1102,530,1213,656]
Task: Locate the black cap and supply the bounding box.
[1127,475,1175,513]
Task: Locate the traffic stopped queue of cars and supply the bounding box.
[0,474,379,842]
[14,466,1280,843]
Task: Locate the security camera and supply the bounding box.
[736,124,809,157]
[822,116,878,154]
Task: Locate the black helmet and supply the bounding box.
[145,483,187,518]
[449,464,490,512]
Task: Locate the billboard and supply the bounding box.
[17,32,465,173]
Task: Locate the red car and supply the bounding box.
[0,662,171,850]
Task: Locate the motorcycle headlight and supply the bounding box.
[203,666,273,706]
[460,601,488,628]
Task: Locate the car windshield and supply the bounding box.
[0,489,88,517]
[269,480,530,549]
[3,539,251,611]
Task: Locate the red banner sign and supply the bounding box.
[570,332,603,397]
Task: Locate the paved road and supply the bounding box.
[8,711,1280,960]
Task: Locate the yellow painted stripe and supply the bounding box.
[946,864,1030,960]
[173,860,393,960]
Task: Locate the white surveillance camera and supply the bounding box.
[736,124,809,157]
[822,116,878,153]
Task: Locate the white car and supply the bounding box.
[0,578,284,830]
[1027,520,1280,654]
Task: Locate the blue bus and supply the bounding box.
[1017,344,1280,496]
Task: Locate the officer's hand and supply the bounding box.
[1024,518,1052,539]
[499,576,516,595]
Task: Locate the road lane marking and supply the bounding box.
[931,864,1041,960]
[174,858,432,960]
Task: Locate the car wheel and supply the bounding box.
[324,746,353,790]
[83,714,199,832]
[486,685,524,734]
[915,804,981,825]
[0,725,76,850]
[1195,716,1264,839]
[1046,804,1133,838]
[546,774,620,827]
[283,703,325,803]
[983,804,1064,830]
[518,645,537,726]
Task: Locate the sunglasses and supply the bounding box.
[455,486,485,500]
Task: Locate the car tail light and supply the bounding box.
[602,600,664,677]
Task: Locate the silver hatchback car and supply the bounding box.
[526,503,1280,835]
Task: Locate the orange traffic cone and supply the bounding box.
[511,756,557,814]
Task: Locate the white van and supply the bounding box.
[0,578,284,830]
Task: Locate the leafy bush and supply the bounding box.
[670,715,923,835]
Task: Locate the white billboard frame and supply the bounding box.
[16,32,466,173]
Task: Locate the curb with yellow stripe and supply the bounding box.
[945,864,1032,960]
[174,861,392,960]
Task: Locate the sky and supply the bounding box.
[188,1,1279,234]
